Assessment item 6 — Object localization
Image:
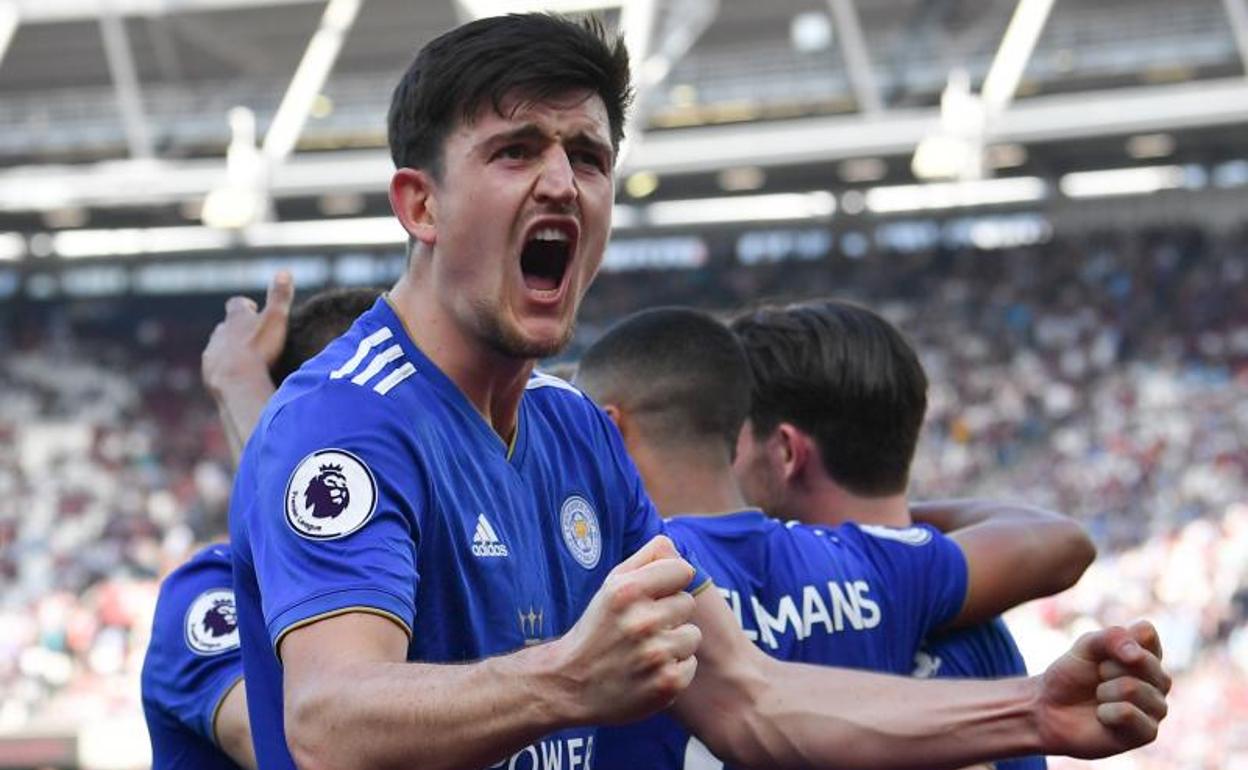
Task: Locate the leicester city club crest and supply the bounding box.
[285,448,377,540]
[184,588,240,655]
[560,495,601,569]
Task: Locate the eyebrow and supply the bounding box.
[480,123,613,160]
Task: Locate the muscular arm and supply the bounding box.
[910,498,1097,627]
[281,613,570,770]
[673,588,1167,770]
[213,680,257,770]
[281,536,701,770]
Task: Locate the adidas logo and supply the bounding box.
[471,514,509,558]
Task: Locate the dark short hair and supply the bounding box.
[577,307,751,457]
[388,13,632,177]
[271,287,384,384]
[731,300,928,496]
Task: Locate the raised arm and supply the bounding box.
[201,271,293,465]
[673,586,1168,770]
[280,536,702,770]
[910,498,1097,627]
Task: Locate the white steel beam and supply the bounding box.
[0,3,18,71]
[619,0,720,170]
[4,77,1248,212]
[98,6,154,159]
[826,0,883,115]
[261,0,362,164]
[1223,0,1248,76]
[980,0,1056,116]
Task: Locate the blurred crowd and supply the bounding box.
[0,225,1244,767]
[0,324,231,734]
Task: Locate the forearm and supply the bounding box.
[909,498,1025,532]
[915,498,1096,607]
[286,644,574,770]
[208,367,275,466]
[688,653,1044,770]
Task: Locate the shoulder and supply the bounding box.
[266,304,426,428]
[667,511,776,538]
[148,545,240,663]
[526,369,588,398]
[524,370,594,421]
[524,369,617,445]
[157,545,234,606]
[848,522,943,547]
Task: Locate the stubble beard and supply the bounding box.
[472,299,577,361]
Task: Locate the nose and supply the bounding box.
[534,146,577,207]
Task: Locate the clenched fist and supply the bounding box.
[544,535,702,726]
[1038,620,1171,758]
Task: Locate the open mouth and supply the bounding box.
[520,226,573,293]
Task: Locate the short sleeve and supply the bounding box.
[250,383,424,653]
[856,523,968,634]
[141,552,244,744]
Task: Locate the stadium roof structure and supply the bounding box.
[0,0,1247,256]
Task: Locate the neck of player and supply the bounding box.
[389,272,532,444]
[793,483,912,530]
[633,443,751,519]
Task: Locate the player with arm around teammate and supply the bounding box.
[731,298,1100,770]
[224,14,1168,770]
[575,307,1093,770]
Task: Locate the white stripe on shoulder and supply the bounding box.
[526,371,584,396]
[351,344,404,386]
[331,327,394,380]
[859,524,933,546]
[373,362,416,395]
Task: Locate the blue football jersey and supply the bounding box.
[916,617,1047,770]
[229,297,709,770]
[596,512,969,770]
[141,543,244,770]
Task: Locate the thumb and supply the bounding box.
[613,535,680,575]
[263,270,295,321]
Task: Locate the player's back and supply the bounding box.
[595,511,969,770]
[671,512,966,670]
[141,544,243,770]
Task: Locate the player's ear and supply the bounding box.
[604,404,647,465]
[775,423,810,483]
[602,404,624,430]
[389,167,438,246]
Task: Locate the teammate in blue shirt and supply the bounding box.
[143,543,252,770]
[731,299,1099,770]
[142,283,381,770]
[224,13,1168,770]
[575,307,1092,770]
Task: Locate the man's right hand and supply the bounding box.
[201,270,293,464]
[1037,620,1171,758]
[543,535,702,726]
[201,269,294,400]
